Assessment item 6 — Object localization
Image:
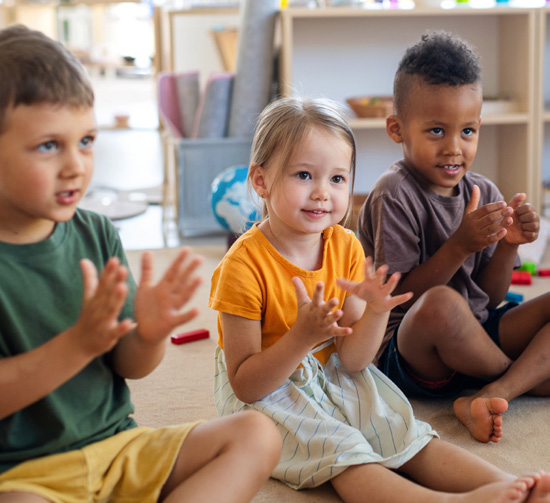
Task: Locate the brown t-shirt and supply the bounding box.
[358,160,520,365]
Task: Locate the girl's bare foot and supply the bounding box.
[526,471,550,502]
[453,396,508,443]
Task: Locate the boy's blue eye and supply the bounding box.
[296,172,311,180]
[462,128,474,136]
[79,135,95,148]
[38,141,57,152]
[430,127,444,136]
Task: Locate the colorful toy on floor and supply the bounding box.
[518,261,537,276]
[505,291,524,303]
[511,270,532,285]
[538,268,550,277]
[171,329,210,345]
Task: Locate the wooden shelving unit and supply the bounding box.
[279,6,540,208]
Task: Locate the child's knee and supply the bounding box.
[410,285,470,330]
[238,411,283,473]
[233,411,282,461]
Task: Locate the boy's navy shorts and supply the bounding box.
[378,302,519,399]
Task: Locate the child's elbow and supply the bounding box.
[339,354,370,374]
[230,378,267,405]
[233,386,262,405]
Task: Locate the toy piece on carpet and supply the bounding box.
[505,291,524,303]
[511,271,532,285]
[171,329,210,345]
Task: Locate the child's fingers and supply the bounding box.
[94,281,129,324]
[507,192,526,210]
[92,260,129,318]
[80,259,99,300]
[172,256,204,293]
[322,297,339,317]
[382,271,402,293]
[171,307,201,328]
[336,277,357,294]
[173,276,203,310]
[139,251,155,286]
[465,184,480,214]
[112,318,134,340]
[363,256,375,276]
[374,264,389,284]
[324,306,343,325]
[311,281,326,306]
[292,277,310,307]
[389,291,413,309]
[162,248,204,290]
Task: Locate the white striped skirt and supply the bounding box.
[214,347,438,489]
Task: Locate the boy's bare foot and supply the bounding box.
[453,396,508,443]
[459,474,538,503]
[526,471,550,501]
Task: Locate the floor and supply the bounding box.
[85,73,227,251]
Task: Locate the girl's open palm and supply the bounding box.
[337,257,412,314]
[292,277,351,347]
[134,248,203,343]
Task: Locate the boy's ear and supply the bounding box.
[386,115,403,144]
[249,163,268,197]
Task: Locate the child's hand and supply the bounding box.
[336,257,413,315]
[73,257,133,357]
[134,247,203,344]
[292,277,351,346]
[503,193,539,245]
[452,184,513,254]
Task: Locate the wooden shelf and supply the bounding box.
[280,6,539,208]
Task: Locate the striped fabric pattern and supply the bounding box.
[214,348,437,489]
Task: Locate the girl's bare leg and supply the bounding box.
[160,411,282,503]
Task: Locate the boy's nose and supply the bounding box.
[61,151,88,177]
[443,136,461,156]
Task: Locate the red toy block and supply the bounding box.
[511,271,532,285]
[538,268,550,277]
[171,329,209,345]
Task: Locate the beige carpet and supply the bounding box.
[125,244,550,502]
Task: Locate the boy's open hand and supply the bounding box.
[453,184,514,254]
[336,257,412,314]
[292,277,351,346]
[74,257,133,357]
[503,193,539,245]
[134,247,203,343]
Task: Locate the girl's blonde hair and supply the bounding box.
[248,96,356,226]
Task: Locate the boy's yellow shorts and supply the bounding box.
[0,422,202,502]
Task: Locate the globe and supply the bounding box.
[210,165,261,234]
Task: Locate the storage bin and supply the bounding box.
[176,137,253,236]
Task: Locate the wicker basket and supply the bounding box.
[346,96,393,118]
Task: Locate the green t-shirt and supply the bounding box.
[0,209,138,474]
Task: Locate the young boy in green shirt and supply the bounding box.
[0,24,281,502]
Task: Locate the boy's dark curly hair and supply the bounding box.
[393,30,481,116]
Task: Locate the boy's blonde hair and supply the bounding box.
[0,24,94,133]
[249,96,356,225]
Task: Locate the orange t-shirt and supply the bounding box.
[209,224,364,366]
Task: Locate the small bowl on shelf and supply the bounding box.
[346,96,394,118]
